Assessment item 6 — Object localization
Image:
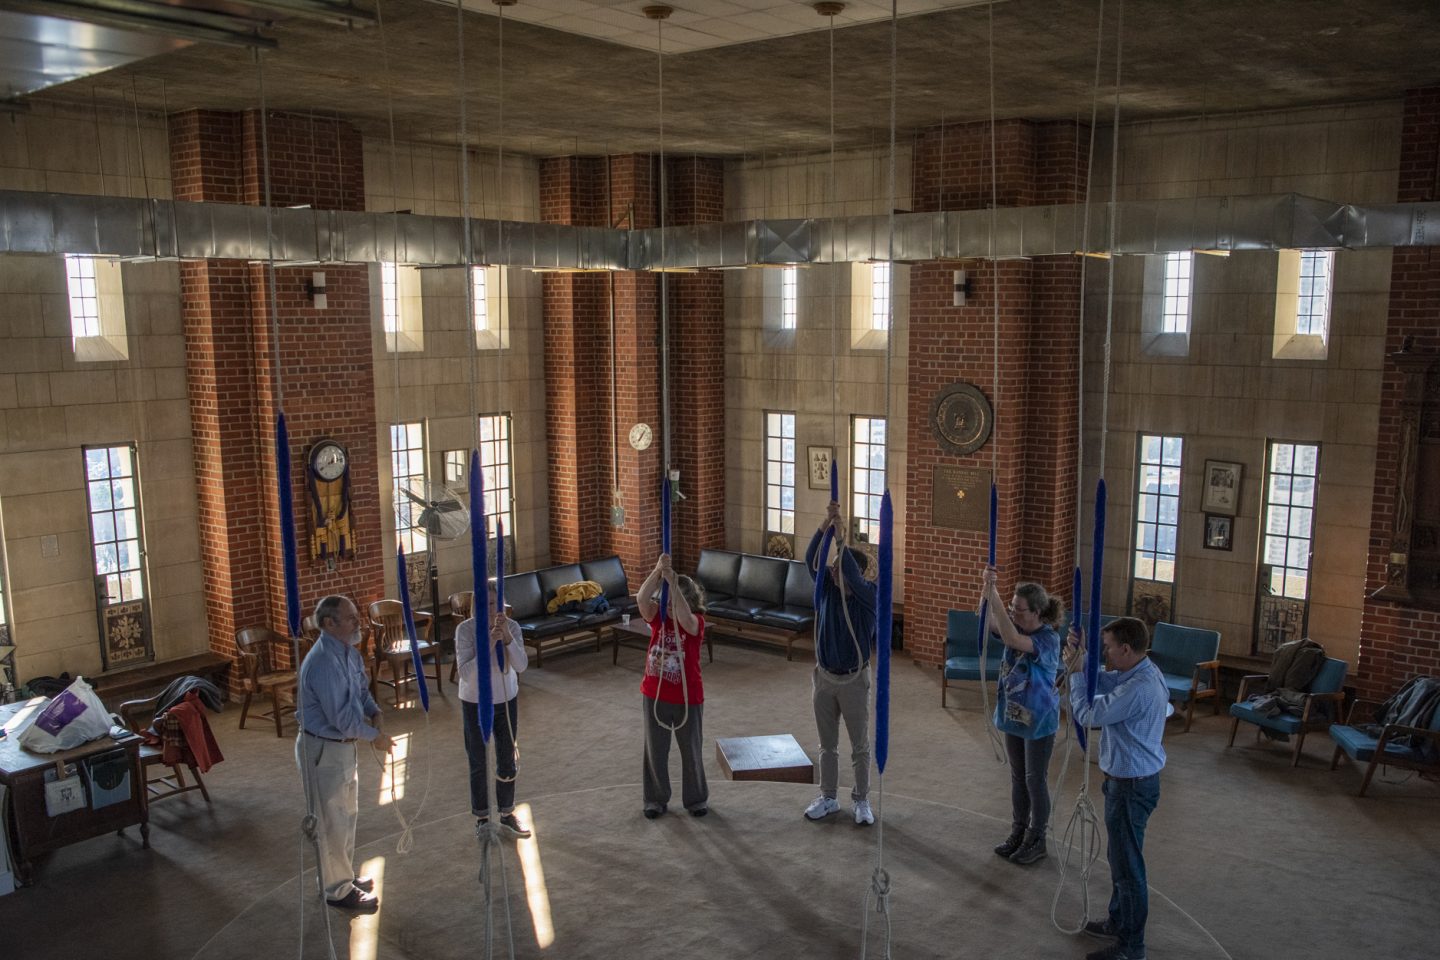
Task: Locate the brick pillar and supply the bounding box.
[904,120,1086,666]
[1359,87,1440,698]
[541,154,722,584]
[172,110,383,692]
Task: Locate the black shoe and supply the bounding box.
[1008,833,1047,865]
[643,804,666,819]
[499,813,532,839]
[993,830,1025,858]
[352,876,374,893]
[326,888,379,912]
[1083,918,1119,941]
[689,805,708,817]
[1085,943,1145,960]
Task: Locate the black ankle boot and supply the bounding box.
[993,830,1025,858]
[1009,831,1048,865]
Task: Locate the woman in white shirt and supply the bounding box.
[456,608,530,838]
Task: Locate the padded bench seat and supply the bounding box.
[502,555,633,666]
[695,548,815,660]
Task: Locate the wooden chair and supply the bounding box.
[367,600,444,707]
[118,692,211,806]
[1148,622,1222,732]
[236,626,299,737]
[940,611,1002,708]
[447,591,474,684]
[1329,686,1440,796]
[1227,657,1348,766]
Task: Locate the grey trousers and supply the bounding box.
[813,664,871,802]
[642,697,708,811]
[295,733,358,900]
[1004,732,1056,837]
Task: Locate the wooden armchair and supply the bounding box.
[1329,692,1440,796]
[447,591,474,684]
[1148,622,1222,732]
[367,600,444,707]
[236,626,299,737]
[1226,657,1348,766]
[118,692,211,806]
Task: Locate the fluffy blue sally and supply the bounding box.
[1072,565,1087,750]
[875,490,894,775]
[395,543,430,713]
[660,476,671,621]
[1085,479,1107,704]
[470,449,494,741]
[977,480,997,655]
[813,462,838,613]
[275,413,303,639]
[494,519,506,670]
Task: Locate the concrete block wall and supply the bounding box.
[1083,102,1402,665]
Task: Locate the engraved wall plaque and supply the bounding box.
[932,466,992,530]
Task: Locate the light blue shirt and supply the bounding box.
[298,631,381,741]
[1069,656,1168,778]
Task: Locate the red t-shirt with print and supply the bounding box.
[639,613,705,705]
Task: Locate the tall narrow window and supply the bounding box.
[65,255,128,361]
[1133,434,1183,583]
[85,445,147,605]
[1161,252,1193,334]
[390,421,428,554]
[476,413,515,539]
[851,416,886,544]
[765,412,796,539]
[471,265,489,334]
[1296,250,1334,339]
[780,267,798,330]
[381,261,400,334]
[870,262,891,331]
[1262,441,1320,600]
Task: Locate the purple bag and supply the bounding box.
[34,689,88,735]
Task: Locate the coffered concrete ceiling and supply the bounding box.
[22,0,1440,158]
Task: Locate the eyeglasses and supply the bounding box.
[1007,604,1032,616]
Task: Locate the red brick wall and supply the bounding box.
[539,154,724,587]
[1359,87,1440,698]
[172,110,381,693]
[905,120,1087,666]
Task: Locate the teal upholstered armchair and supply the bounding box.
[940,611,1003,708]
[1148,622,1222,732]
[1329,684,1440,796]
[1227,656,1348,767]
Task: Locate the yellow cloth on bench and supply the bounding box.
[547,580,605,614]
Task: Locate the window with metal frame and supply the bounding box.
[65,255,101,339]
[84,444,147,603]
[381,261,400,334]
[765,411,796,536]
[851,415,887,544]
[780,266,798,331]
[475,414,515,539]
[1133,434,1183,583]
[870,262,891,331]
[1161,252,1193,334]
[390,421,428,554]
[1262,441,1320,600]
[471,265,489,333]
[1296,250,1334,340]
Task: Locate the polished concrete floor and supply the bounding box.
[2,639,1436,959]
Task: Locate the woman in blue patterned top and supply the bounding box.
[980,566,1063,866]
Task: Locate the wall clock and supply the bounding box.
[307,437,353,563]
[930,382,993,456]
[628,422,653,451]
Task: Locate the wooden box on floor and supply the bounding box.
[715,734,815,784]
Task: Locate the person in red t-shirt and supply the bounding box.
[637,552,709,819]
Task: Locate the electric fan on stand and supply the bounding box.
[401,479,472,661]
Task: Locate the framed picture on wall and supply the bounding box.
[1203,513,1233,551]
[807,446,834,490]
[1202,459,1243,516]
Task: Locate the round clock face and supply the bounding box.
[628,422,653,451]
[930,382,993,456]
[311,440,348,481]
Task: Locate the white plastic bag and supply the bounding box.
[16,677,113,754]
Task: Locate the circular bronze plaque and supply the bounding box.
[930,382,993,456]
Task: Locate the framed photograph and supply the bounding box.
[1204,513,1234,552]
[807,446,834,490]
[1202,459,1243,516]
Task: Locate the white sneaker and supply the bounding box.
[804,795,841,820]
[853,799,874,826]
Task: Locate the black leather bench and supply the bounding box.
[503,555,634,666]
[694,549,815,660]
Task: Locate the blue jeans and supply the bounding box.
[1103,774,1160,956]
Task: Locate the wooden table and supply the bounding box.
[608,616,714,665]
[715,734,815,784]
[0,699,148,884]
